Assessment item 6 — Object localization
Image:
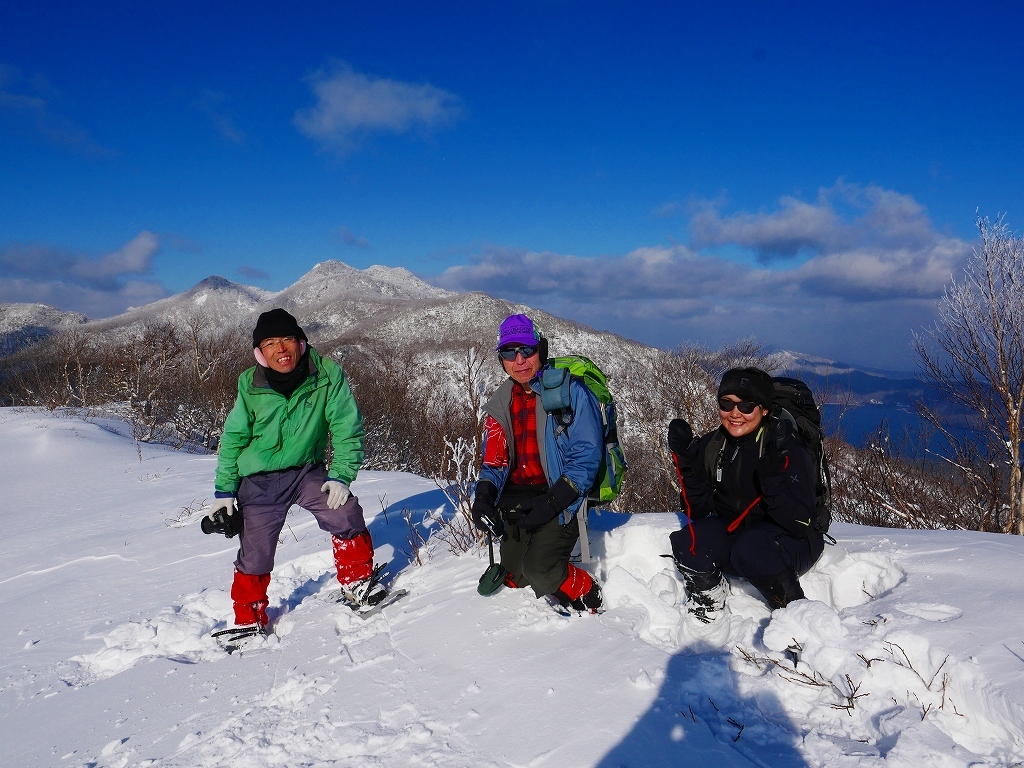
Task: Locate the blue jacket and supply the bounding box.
[479,366,604,523]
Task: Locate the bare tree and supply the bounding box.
[698,337,785,385]
[454,346,502,452]
[831,421,987,530]
[615,349,716,511]
[914,216,1024,534]
[105,321,184,443]
[167,315,250,450]
[0,327,104,409]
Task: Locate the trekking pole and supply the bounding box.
[578,495,591,564]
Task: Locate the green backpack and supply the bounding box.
[539,355,627,503]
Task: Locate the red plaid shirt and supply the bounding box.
[509,382,546,485]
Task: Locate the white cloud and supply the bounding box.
[690,182,957,264]
[293,61,462,154]
[429,183,973,367]
[691,195,848,257]
[0,232,167,317]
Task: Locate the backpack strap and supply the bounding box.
[704,423,770,486]
[540,366,574,433]
[704,430,727,487]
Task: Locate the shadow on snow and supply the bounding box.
[596,650,810,768]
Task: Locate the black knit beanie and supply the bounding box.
[718,367,774,409]
[252,308,307,348]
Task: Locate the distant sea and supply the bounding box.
[822,403,933,448]
[787,364,971,455]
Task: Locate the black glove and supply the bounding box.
[472,481,502,536]
[669,418,700,479]
[511,476,580,532]
[667,418,694,458]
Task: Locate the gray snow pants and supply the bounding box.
[234,463,367,575]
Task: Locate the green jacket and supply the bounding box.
[215,348,365,494]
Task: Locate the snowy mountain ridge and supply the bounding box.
[1,262,925,409]
[0,301,87,355]
[0,261,665,384]
[774,348,916,382]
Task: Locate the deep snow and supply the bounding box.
[1,408,1022,767]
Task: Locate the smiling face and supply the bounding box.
[259,336,302,373]
[500,346,542,385]
[718,394,768,438]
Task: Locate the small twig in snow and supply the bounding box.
[830,674,868,715]
[885,641,949,691]
[403,507,426,567]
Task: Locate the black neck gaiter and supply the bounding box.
[262,350,310,399]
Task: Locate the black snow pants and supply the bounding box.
[670,515,824,584]
[496,482,580,598]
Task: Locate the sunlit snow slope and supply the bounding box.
[1,408,1023,767]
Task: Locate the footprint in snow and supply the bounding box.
[893,603,963,622]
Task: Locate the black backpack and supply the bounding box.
[704,375,832,533]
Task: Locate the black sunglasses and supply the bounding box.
[498,344,539,361]
[718,397,759,414]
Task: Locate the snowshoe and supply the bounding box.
[784,644,802,666]
[544,594,574,617]
[212,623,268,654]
[342,588,410,619]
[334,562,409,619]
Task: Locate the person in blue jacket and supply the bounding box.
[470,314,605,611]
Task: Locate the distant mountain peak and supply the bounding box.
[190,275,239,291]
[283,261,451,302]
[306,260,358,277]
[364,264,413,279]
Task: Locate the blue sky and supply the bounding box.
[2,2,1022,369]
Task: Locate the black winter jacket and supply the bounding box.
[678,419,818,539]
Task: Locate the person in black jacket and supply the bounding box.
[668,367,824,623]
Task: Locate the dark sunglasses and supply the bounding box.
[498,344,539,361]
[718,397,759,414]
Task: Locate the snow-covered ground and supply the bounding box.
[1,408,1023,768]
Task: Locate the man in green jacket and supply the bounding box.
[208,308,382,631]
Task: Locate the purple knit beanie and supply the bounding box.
[495,313,541,350]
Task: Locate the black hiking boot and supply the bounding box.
[676,564,728,624]
[553,580,604,613]
[747,570,805,610]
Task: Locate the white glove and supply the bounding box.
[208,496,236,519]
[321,480,351,510]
